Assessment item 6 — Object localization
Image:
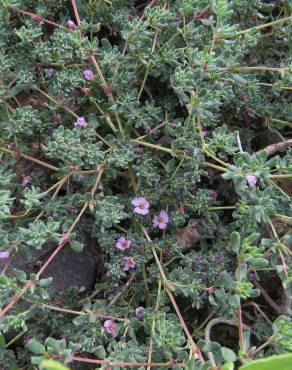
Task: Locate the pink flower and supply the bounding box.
[0,251,10,260]
[135,306,143,319]
[21,176,32,187]
[115,236,131,251]
[208,189,218,198]
[74,117,88,127]
[104,320,118,337]
[145,127,152,135]
[124,256,136,271]
[80,87,91,94]
[152,210,169,230]
[131,197,150,215]
[67,19,77,30]
[44,68,54,77]
[135,146,144,155]
[83,69,94,81]
[246,174,257,187]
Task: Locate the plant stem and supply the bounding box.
[267,117,292,128]
[34,87,78,118]
[218,66,289,73]
[263,138,292,155]
[24,298,128,322]
[106,272,136,309]
[70,0,125,140]
[231,15,292,37]
[208,206,236,211]
[0,168,104,319]
[5,331,26,348]
[13,8,71,31]
[133,139,172,154]
[259,82,292,91]
[140,225,205,362]
[204,162,227,172]
[71,0,81,25]
[53,354,187,368]
[271,173,292,179]
[203,147,229,167]
[92,101,118,133]
[254,282,283,315]
[141,259,152,307]
[238,302,244,353]
[247,302,272,325]
[147,279,162,370]
[267,179,290,199]
[253,339,272,355]
[205,317,250,366]
[8,207,32,220]
[0,146,59,172]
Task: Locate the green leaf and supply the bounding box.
[44,337,62,353]
[166,158,176,173]
[239,354,292,370]
[26,338,46,354]
[70,240,84,252]
[0,332,6,346]
[222,347,237,362]
[222,362,234,370]
[95,344,106,359]
[41,359,70,370]
[230,232,241,253]
[249,258,268,269]
[13,268,27,282]
[0,276,9,285]
[38,277,53,287]
[242,331,250,353]
[31,356,43,365]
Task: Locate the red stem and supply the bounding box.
[14,8,71,31]
[36,238,67,278]
[72,0,81,25]
[53,355,186,368]
[0,281,34,319]
[0,204,88,318]
[238,303,244,352]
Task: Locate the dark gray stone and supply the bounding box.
[0,244,99,293]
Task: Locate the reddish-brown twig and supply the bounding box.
[263,138,292,155]
[238,302,244,352]
[205,317,250,366]
[0,169,104,319]
[71,0,124,139]
[13,8,71,32]
[53,354,186,368]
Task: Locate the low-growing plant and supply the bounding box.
[0,0,291,369]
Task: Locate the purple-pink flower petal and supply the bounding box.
[83,69,94,81]
[152,210,169,230]
[0,251,10,260]
[104,320,118,337]
[246,174,257,187]
[124,256,136,271]
[131,197,150,215]
[74,117,88,127]
[67,19,77,30]
[115,236,131,251]
[135,306,143,319]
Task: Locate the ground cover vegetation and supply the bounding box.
[0,0,291,369]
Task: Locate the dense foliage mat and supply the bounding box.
[0,0,291,369]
